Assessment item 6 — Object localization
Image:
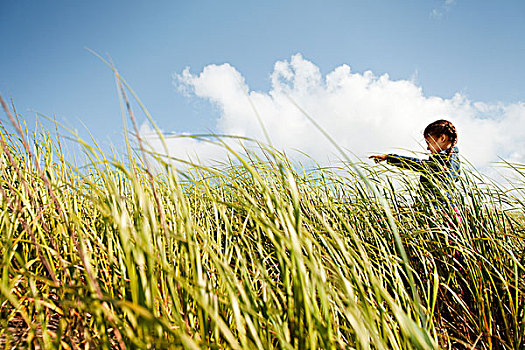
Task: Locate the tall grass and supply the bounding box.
[0,96,524,349]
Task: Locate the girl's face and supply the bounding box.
[425,134,451,154]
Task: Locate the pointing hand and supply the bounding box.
[369,154,387,163]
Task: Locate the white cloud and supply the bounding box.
[138,121,236,169]
[142,54,525,179]
[431,0,457,18]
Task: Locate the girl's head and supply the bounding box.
[423,119,457,154]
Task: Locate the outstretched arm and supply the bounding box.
[385,154,428,172]
[370,153,425,167]
[370,153,439,173]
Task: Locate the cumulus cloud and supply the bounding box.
[141,54,525,178]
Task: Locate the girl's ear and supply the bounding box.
[440,134,449,142]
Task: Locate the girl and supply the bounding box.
[369,119,460,207]
[372,120,466,312]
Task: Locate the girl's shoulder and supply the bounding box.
[432,147,460,165]
[438,147,461,173]
[436,146,459,158]
[449,147,460,162]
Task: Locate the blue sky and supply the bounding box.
[1,0,524,170]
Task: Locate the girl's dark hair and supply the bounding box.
[424,119,457,155]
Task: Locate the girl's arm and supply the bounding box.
[370,154,441,174]
[385,154,428,172]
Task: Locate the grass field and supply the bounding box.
[0,92,524,349]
